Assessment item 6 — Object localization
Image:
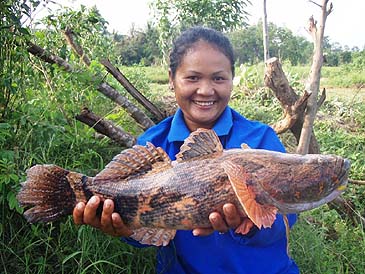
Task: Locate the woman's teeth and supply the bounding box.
[194,101,214,106]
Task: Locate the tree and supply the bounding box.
[151,0,252,63]
[115,23,161,65]
[262,0,270,62]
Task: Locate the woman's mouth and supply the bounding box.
[193,100,215,107]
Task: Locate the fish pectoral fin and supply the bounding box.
[131,227,176,247]
[175,128,223,162]
[222,160,278,229]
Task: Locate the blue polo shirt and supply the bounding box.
[125,106,299,274]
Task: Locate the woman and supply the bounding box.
[73,26,299,274]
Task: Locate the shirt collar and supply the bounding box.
[167,107,233,142]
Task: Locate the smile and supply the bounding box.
[193,101,215,106]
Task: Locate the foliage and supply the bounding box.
[150,0,251,63]
[228,22,313,65]
[114,23,161,66]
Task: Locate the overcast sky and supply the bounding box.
[35,0,364,49]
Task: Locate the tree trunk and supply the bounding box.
[264,57,320,153]
[296,0,333,155]
[262,0,270,62]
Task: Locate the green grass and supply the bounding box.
[291,209,365,274]
[2,62,365,274]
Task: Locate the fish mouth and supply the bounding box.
[277,158,351,214]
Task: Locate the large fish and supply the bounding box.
[17,128,350,246]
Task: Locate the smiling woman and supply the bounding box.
[169,40,233,131]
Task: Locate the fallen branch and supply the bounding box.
[100,59,165,122]
[63,28,91,66]
[27,41,154,131]
[97,82,155,130]
[27,41,73,71]
[75,107,136,148]
[61,31,156,129]
[349,178,365,186]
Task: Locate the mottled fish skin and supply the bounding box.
[86,148,349,230]
[88,158,238,230]
[17,128,350,239]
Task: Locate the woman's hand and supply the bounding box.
[73,196,133,237]
[192,203,254,236]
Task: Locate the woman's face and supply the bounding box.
[169,40,233,132]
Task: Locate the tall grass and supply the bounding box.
[1,62,365,273]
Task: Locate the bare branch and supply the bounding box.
[27,42,73,71]
[61,31,156,129]
[97,83,155,130]
[28,41,155,130]
[297,0,331,155]
[100,59,165,121]
[308,0,322,8]
[63,28,91,66]
[349,178,365,186]
[317,88,326,108]
[75,107,136,148]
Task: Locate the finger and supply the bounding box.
[100,199,114,229]
[209,212,228,233]
[111,213,133,237]
[83,196,101,227]
[223,203,241,229]
[73,202,85,225]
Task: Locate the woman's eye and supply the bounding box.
[214,76,225,82]
[187,76,199,81]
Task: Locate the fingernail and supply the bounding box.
[192,230,199,236]
[104,200,111,208]
[210,216,218,222]
[77,203,84,210]
[90,196,97,204]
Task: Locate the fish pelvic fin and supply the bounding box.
[130,227,176,246]
[175,128,223,162]
[17,165,91,223]
[222,160,278,229]
[94,142,172,183]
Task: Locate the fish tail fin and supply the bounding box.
[17,164,91,223]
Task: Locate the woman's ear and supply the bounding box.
[168,69,174,91]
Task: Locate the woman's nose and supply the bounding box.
[196,80,214,95]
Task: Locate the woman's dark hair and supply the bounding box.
[169,26,235,78]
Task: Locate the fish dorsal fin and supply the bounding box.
[221,160,278,229]
[175,128,223,162]
[94,142,171,183]
[131,227,176,246]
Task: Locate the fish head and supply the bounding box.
[269,154,351,213]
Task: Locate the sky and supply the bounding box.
[36,0,364,49]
